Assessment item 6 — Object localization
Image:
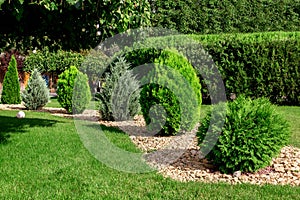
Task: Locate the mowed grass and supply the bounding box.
[0,107,300,199]
[45,97,97,110]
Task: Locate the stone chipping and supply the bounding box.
[1,104,300,186]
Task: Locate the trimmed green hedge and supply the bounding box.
[151,0,300,34]
[125,32,300,105]
[193,32,300,105]
[23,48,84,73]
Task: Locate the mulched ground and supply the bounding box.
[1,104,300,186]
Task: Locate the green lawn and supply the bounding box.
[45,97,97,110]
[0,107,299,199]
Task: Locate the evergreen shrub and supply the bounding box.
[96,57,140,121]
[140,49,201,136]
[22,69,49,110]
[1,55,21,104]
[197,96,290,173]
[57,66,91,113]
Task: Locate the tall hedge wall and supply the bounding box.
[125,32,300,105]
[151,0,300,34]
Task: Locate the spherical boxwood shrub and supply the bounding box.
[197,96,290,173]
[1,55,21,104]
[140,49,201,136]
[57,66,91,114]
[22,69,49,110]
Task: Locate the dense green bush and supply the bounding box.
[129,32,300,105]
[197,96,290,173]
[21,69,49,110]
[1,55,21,104]
[192,32,300,105]
[23,48,84,73]
[57,66,91,113]
[151,0,300,34]
[140,49,201,136]
[96,57,140,121]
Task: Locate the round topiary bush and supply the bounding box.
[22,69,49,110]
[140,49,202,136]
[57,66,91,114]
[197,96,290,173]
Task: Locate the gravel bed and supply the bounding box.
[2,105,300,186]
[100,115,300,186]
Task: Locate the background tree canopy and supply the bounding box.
[0,0,151,52]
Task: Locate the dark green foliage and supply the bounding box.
[192,32,300,105]
[21,69,49,110]
[79,50,111,95]
[131,32,300,105]
[140,49,201,135]
[151,0,300,34]
[23,48,84,73]
[96,57,140,121]
[1,55,21,104]
[57,66,91,114]
[0,0,151,52]
[197,96,290,173]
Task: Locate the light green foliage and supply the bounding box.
[96,56,140,121]
[23,48,84,73]
[22,69,49,110]
[1,55,21,104]
[140,49,201,136]
[197,96,291,173]
[57,66,91,113]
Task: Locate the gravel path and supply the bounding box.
[2,104,300,186]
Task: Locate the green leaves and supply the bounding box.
[21,69,49,110]
[1,55,21,104]
[140,49,201,136]
[57,66,91,114]
[197,96,291,173]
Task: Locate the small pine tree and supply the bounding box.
[22,69,49,110]
[1,55,21,104]
[96,56,141,121]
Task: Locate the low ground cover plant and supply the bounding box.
[197,96,290,173]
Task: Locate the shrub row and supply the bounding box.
[125,32,300,105]
[23,48,84,73]
[151,0,300,34]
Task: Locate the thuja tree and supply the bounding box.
[1,55,21,104]
[57,66,91,114]
[22,69,49,110]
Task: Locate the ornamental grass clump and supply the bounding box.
[197,96,290,173]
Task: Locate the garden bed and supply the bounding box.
[1,104,300,186]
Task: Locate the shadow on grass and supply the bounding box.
[0,115,60,143]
